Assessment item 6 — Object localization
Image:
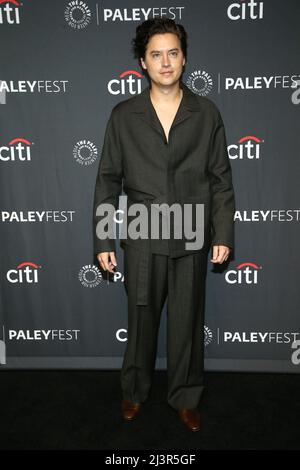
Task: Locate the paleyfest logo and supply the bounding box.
[64,0,91,29]
[0,0,21,25]
[224,74,300,92]
[0,80,69,105]
[108,70,143,95]
[0,136,33,162]
[64,3,185,27]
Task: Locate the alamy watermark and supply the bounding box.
[291,79,300,105]
[95,196,205,250]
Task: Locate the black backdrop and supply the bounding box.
[1,0,300,371]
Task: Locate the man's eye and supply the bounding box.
[152,53,160,58]
[169,52,178,57]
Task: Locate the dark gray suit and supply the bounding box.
[93,80,235,409]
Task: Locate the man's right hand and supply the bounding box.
[97,251,117,273]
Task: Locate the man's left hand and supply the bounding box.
[210,245,231,264]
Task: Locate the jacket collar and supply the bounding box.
[130,81,201,141]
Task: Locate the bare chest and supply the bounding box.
[152,104,181,144]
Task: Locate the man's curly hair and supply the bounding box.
[131,17,188,69]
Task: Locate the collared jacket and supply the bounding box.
[93,81,235,262]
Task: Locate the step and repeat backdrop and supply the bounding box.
[0,0,299,371]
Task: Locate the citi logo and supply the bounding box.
[117,325,212,344]
[6,261,41,284]
[227,0,264,21]
[0,136,33,162]
[225,262,262,284]
[228,135,263,160]
[108,70,143,95]
[0,0,21,25]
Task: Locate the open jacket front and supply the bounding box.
[93,80,235,267]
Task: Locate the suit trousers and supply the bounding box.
[120,243,209,410]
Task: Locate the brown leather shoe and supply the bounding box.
[178,408,201,432]
[121,399,141,421]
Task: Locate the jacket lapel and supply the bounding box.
[131,81,201,141]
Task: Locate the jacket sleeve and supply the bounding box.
[208,110,235,250]
[93,108,123,255]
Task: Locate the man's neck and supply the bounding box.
[149,81,182,107]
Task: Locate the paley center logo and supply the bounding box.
[228,135,264,160]
[227,0,264,21]
[73,140,98,166]
[78,264,102,288]
[204,325,213,346]
[78,264,124,287]
[6,261,41,284]
[225,262,262,285]
[64,0,91,29]
[0,135,33,162]
[108,70,143,96]
[186,70,213,97]
[0,80,69,105]
[0,0,22,25]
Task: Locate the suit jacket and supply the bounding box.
[93,80,235,262]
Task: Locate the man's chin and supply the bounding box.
[153,75,181,88]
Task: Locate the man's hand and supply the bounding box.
[210,245,231,264]
[97,251,117,273]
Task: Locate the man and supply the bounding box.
[93,18,235,432]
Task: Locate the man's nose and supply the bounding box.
[161,53,171,66]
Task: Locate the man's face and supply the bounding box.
[140,33,186,87]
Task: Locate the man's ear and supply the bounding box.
[140,58,146,70]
